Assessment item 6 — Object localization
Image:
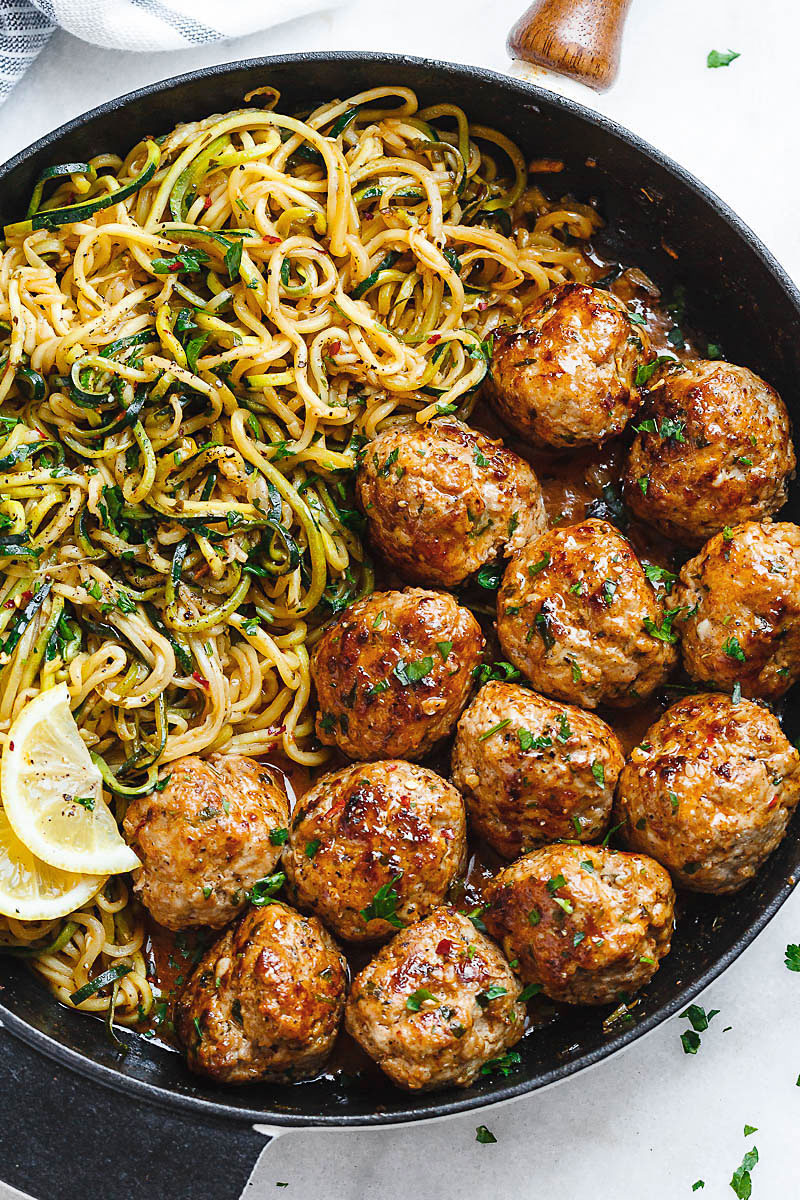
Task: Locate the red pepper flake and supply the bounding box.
[767,795,778,809]
[427,334,441,345]
[329,339,341,355]
[169,262,182,273]
[19,591,33,604]
[436,939,452,957]
[192,671,210,690]
[202,195,213,211]
[262,235,282,245]
[476,299,488,311]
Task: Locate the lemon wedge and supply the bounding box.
[0,808,106,920]
[1,684,140,876]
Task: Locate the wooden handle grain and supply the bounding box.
[508,0,633,91]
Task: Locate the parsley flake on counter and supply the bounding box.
[681,1030,701,1055]
[744,1125,758,1137]
[692,1183,705,1192]
[475,1125,497,1144]
[681,1004,720,1032]
[730,1146,758,1198]
[707,48,740,68]
[785,943,800,971]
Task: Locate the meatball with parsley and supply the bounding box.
[486,281,652,449]
[451,682,622,857]
[496,519,677,708]
[311,588,484,761]
[625,359,795,545]
[356,416,547,588]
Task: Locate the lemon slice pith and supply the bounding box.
[0,807,106,920]
[1,683,140,876]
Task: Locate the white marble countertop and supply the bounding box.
[1,2,799,1197]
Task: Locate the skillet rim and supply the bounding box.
[0,49,798,1128]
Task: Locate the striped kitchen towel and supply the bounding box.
[0,0,340,101]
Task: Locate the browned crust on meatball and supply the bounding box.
[355,417,547,587]
[495,519,677,708]
[484,844,675,1006]
[175,902,347,1084]
[675,521,800,700]
[486,282,650,449]
[614,692,800,893]
[310,589,485,761]
[123,754,289,930]
[451,682,622,857]
[283,760,467,942]
[344,906,524,1090]
[625,360,796,545]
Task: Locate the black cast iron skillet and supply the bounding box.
[1,51,798,1134]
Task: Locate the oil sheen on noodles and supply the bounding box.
[0,86,599,1028]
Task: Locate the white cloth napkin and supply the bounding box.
[0,0,336,101]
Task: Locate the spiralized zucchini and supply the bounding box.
[0,86,599,1028]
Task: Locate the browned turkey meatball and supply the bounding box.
[344,906,524,1090]
[283,760,467,942]
[625,360,795,545]
[123,754,289,930]
[484,844,675,1005]
[615,693,800,893]
[675,521,800,700]
[496,519,677,708]
[487,282,650,449]
[175,902,346,1084]
[355,417,547,587]
[311,589,484,761]
[452,682,622,857]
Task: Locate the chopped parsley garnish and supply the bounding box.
[74,795,95,811]
[643,562,678,593]
[476,985,507,1008]
[723,636,746,662]
[394,656,434,685]
[480,1050,522,1076]
[518,727,551,752]
[633,415,686,443]
[528,553,551,576]
[479,719,511,742]
[360,874,403,927]
[406,988,437,1012]
[472,661,520,684]
[635,355,675,387]
[518,983,543,1002]
[707,48,740,68]
[591,761,605,786]
[533,606,555,651]
[556,713,572,742]
[305,839,321,858]
[473,448,489,467]
[475,1125,497,1144]
[527,908,541,926]
[248,872,285,905]
[269,827,288,846]
[570,659,582,682]
[476,563,503,590]
[643,607,684,644]
[436,640,453,661]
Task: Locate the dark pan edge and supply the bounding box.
[0,49,798,1128]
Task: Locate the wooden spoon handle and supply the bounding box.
[508,0,633,91]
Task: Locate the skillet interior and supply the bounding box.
[0,51,798,1127]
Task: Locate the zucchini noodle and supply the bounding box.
[0,86,599,1030]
